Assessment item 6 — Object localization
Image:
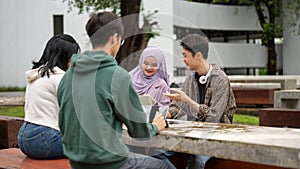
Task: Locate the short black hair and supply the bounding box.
[180,34,209,59]
[32,34,80,77]
[86,11,124,48]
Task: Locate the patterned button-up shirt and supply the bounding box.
[169,64,236,124]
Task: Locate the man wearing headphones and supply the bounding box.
[165,33,236,169]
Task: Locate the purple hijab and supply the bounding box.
[130,46,169,95]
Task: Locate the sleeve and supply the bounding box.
[52,73,65,96]
[200,76,231,123]
[112,71,158,138]
[168,100,182,118]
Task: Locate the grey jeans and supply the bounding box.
[187,155,210,169]
[119,152,170,169]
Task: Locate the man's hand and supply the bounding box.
[164,88,188,102]
[152,112,166,132]
[165,111,172,119]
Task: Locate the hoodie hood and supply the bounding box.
[25,66,65,83]
[71,50,117,74]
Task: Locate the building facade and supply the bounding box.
[0,0,299,87]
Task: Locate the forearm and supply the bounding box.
[182,94,210,121]
[182,95,200,113]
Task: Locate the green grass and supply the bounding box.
[0,86,26,92]
[0,106,259,125]
[233,114,259,125]
[0,106,24,118]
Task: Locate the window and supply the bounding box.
[174,67,187,76]
[53,15,63,35]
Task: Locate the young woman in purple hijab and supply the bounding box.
[130,46,176,169]
[130,46,170,106]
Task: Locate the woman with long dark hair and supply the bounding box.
[18,34,80,159]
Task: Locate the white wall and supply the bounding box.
[1,0,299,87]
[174,0,262,31]
[172,0,267,70]
[0,0,90,86]
[173,41,267,69]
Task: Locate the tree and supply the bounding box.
[62,0,157,70]
[64,0,300,74]
[211,0,280,74]
[211,0,300,75]
[253,0,280,75]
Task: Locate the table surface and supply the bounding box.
[122,119,300,169]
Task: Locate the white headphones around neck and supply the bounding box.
[199,65,213,84]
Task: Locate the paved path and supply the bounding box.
[0,92,25,97]
[0,92,25,106]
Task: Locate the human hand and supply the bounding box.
[165,111,172,119]
[164,88,188,102]
[152,112,166,132]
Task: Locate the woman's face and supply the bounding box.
[142,56,159,77]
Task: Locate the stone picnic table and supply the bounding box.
[122,119,300,169]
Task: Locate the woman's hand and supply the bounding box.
[164,88,188,102]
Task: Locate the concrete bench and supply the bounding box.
[232,83,280,105]
[274,90,300,109]
[228,75,298,90]
[228,76,299,106]
[170,154,292,169]
[174,75,300,90]
[174,75,299,106]
[205,157,292,169]
[259,108,300,128]
[0,116,24,149]
[1,149,289,169]
[0,148,70,169]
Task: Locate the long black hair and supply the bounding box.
[32,34,80,77]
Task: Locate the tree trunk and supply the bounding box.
[116,0,150,71]
[267,40,277,75]
[255,0,277,75]
[266,1,277,75]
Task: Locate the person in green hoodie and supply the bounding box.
[57,11,169,169]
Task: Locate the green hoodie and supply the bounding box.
[58,50,158,169]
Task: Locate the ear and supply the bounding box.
[195,52,203,60]
[110,33,118,45]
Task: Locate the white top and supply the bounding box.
[24,66,65,131]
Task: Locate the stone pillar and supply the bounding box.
[282,1,300,75]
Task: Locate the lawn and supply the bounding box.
[0,106,259,125]
[233,114,259,125]
[0,86,25,92]
[0,106,24,118]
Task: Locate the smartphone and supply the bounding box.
[149,103,169,128]
[149,103,159,123]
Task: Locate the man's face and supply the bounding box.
[181,48,198,71]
